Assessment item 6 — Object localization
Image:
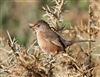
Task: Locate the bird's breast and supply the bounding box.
[36,31,62,53]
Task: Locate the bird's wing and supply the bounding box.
[44,30,64,48]
[60,37,73,47]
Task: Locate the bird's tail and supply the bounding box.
[64,40,95,47]
[60,36,95,48]
[68,40,95,42]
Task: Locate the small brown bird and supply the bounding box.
[29,20,93,54]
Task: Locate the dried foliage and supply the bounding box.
[0,32,94,77]
[42,0,66,30]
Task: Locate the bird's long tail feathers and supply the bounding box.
[63,39,95,48]
[68,40,95,43]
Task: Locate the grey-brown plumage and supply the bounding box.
[29,20,94,53]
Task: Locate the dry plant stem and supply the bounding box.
[54,0,64,18]
[88,6,92,54]
[6,30,13,47]
[91,44,100,51]
[42,0,64,29]
[72,62,84,74]
[27,39,37,53]
[42,5,57,19]
[6,30,19,54]
[63,53,84,73]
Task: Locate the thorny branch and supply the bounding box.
[42,0,65,29]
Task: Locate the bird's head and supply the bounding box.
[29,20,51,32]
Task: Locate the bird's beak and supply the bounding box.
[29,23,34,28]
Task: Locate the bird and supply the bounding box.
[29,20,94,54]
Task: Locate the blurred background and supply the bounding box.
[0,0,89,47]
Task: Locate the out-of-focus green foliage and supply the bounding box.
[0,0,40,46]
[0,0,89,46]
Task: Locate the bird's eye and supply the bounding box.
[37,25,40,27]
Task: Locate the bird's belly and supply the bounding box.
[37,33,61,53]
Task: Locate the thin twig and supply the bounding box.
[88,6,93,54]
[63,53,84,74]
[6,30,13,47]
[27,40,37,53]
[6,30,18,53]
[91,44,100,51]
